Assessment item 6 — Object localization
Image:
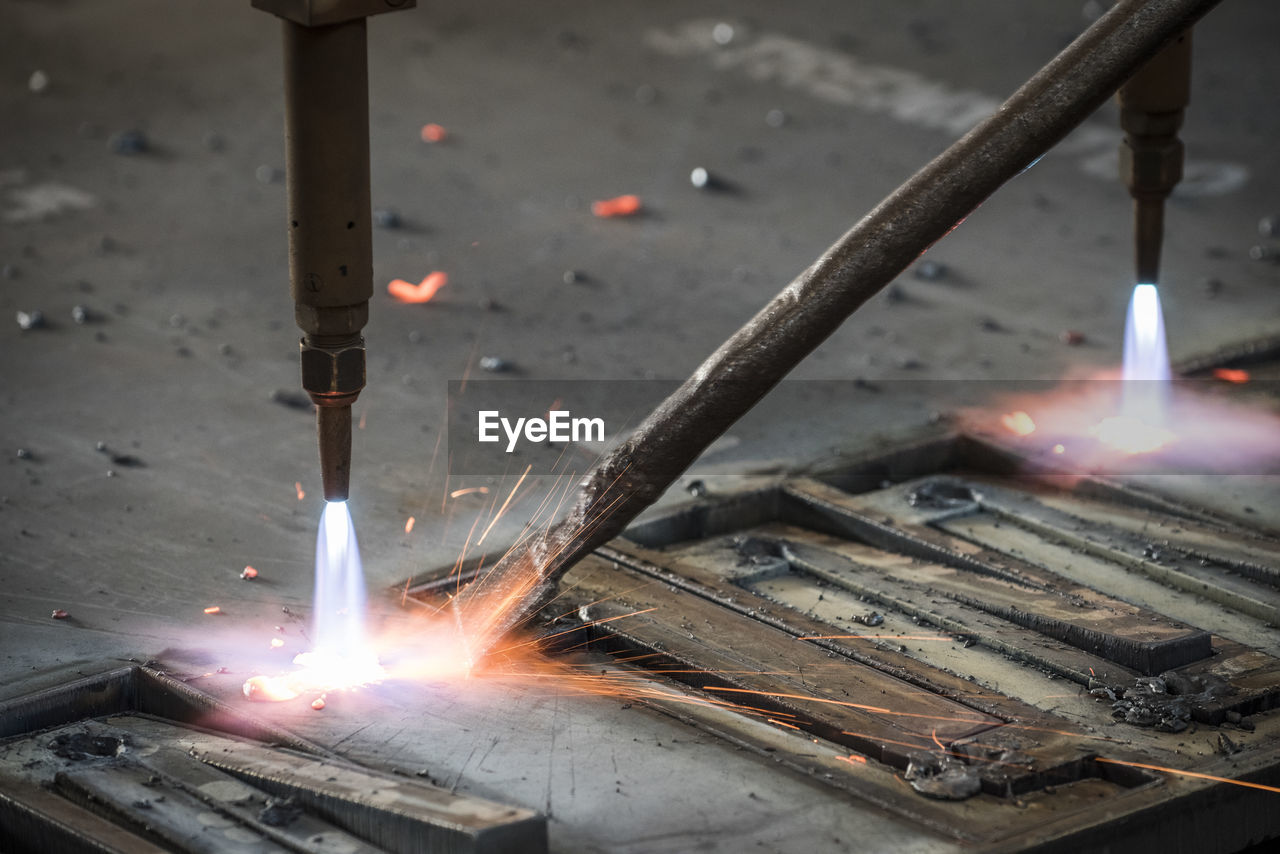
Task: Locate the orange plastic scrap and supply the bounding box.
[592,194,642,218]
[388,271,448,304]
[1213,368,1249,384]
[420,123,447,143]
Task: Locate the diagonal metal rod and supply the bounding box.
[451,0,1226,648]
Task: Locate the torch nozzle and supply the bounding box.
[317,404,353,502]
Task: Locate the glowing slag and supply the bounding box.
[1093,284,1176,453]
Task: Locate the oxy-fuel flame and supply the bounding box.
[1093,284,1176,453]
[313,500,368,658]
[244,500,385,701]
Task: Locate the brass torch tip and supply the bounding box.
[317,404,352,502]
[1134,197,1165,286]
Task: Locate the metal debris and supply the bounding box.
[853,611,884,627]
[373,208,401,229]
[1259,215,1278,238]
[905,759,982,800]
[71,305,90,324]
[1248,245,1276,263]
[16,310,44,330]
[711,22,736,45]
[765,108,788,128]
[907,479,978,509]
[241,566,259,580]
[28,70,50,93]
[107,130,147,155]
[16,448,32,460]
[563,269,582,284]
[258,796,303,827]
[50,609,69,620]
[271,389,314,411]
[690,167,711,189]
[1109,672,1233,733]
[479,355,511,373]
[48,732,122,760]
[1060,329,1086,345]
[913,259,947,281]
[686,479,707,497]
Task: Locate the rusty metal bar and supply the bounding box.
[452,0,1227,646]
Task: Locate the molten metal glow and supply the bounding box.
[1213,368,1250,384]
[295,481,305,501]
[1091,414,1176,455]
[245,501,395,702]
[389,272,448,304]
[1001,411,1036,436]
[592,194,642,218]
[420,123,447,143]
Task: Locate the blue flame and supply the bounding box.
[312,500,368,657]
[1121,284,1171,423]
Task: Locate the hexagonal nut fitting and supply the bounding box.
[299,339,366,400]
[1119,137,1183,195]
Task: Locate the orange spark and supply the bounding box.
[203,606,222,615]
[420,123,447,143]
[450,486,490,499]
[476,465,531,546]
[1001,410,1036,436]
[836,754,868,765]
[1095,758,1280,795]
[405,516,416,534]
[389,271,448,304]
[1213,368,1250,384]
[592,194,642,218]
[358,409,368,430]
[295,481,305,501]
[930,728,946,752]
[240,566,258,580]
